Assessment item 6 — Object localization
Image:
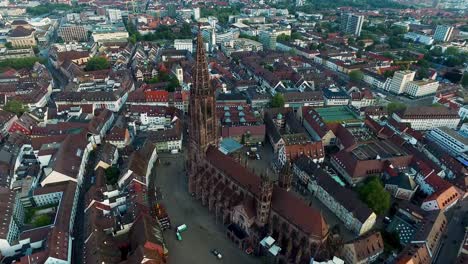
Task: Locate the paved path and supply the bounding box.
[153,152,261,264]
[434,199,468,264]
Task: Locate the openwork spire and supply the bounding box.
[192,24,211,96]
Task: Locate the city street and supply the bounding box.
[435,199,468,264]
[152,151,261,264]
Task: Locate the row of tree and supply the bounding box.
[0,57,45,72]
[127,22,192,44]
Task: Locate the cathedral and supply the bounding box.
[187,27,329,264]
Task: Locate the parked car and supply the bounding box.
[256,153,261,160]
[211,249,222,259]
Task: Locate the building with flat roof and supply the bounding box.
[388,70,415,95]
[174,39,193,52]
[58,25,88,42]
[340,13,364,36]
[392,106,460,130]
[91,24,129,44]
[259,30,276,50]
[405,79,439,97]
[433,25,454,42]
[427,126,468,158]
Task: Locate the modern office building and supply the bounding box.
[388,70,415,95]
[340,13,364,36]
[433,25,454,42]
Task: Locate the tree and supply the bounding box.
[4,100,28,116]
[105,167,120,185]
[417,59,430,68]
[0,57,45,72]
[461,73,468,88]
[357,40,365,48]
[5,42,12,49]
[383,70,395,78]
[270,93,285,108]
[33,215,52,227]
[429,46,443,57]
[445,46,459,56]
[85,57,110,71]
[386,102,406,115]
[349,70,364,82]
[416,67,430,79]
[277,34,291,42]
[382,52,394,59]
[291,32,302,40]
[356,49,363,58]
[445,56,463,67]
[357,177,391,215]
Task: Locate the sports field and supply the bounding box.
[315,106,361,123]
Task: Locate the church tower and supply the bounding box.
[187,25,219,194]
[256,174,273,227]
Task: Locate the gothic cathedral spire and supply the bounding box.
[187,25,219,194]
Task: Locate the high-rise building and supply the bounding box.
[340,13,364,36]
[259,30,276,50]
[388,70,415,95]
[433,25,454,42]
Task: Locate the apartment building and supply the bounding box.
[340,13,364,36]
[433,25,454,42]
[405,79,439,97]
[388,70,415,95]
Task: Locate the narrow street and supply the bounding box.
[71,149,97,264]
[435,199,468,264]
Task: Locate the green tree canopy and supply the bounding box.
[277,34,291,42]
[387,102,407,115]
[357,177,391,215]
[85,57,110,71]
[105,166,120,185]
[33,215,52,227]
[445,46,459,56]
[461,73,468,88]
[270,93,285,108]
[4,100,28,116]
[349,70,364,82]
[0,57,45,72]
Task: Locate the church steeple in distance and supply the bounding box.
[187,25,219,194]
